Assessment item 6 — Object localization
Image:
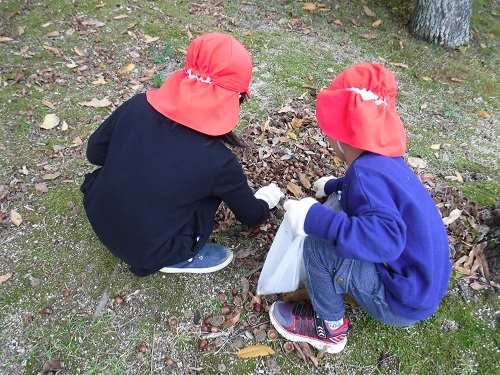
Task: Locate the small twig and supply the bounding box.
[212,320,270,355]
[244,264,263,278]
[150,327,155,375]
[92,262,120,322]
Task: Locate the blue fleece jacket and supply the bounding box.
[304,152,451,320]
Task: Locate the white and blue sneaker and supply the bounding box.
[159,244,233,274]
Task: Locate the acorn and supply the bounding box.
[254,303,262,313]
[164,358,175,367]
[168,316,178,328]
[114,295,124,304]
[231,288,238,297]
[283,341,294,352]
[201,324,210,332]
[203,316,212,325]
[42,306,53,315]
[267,329,278,340]
[70,307,78,314]
[198,339,208,350]
[62,289,71,297]
[137,344,147,353]
[216,291,226,302]
[221,305,232,315]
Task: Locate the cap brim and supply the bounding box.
[147,71,241,136]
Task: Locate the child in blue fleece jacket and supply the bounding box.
[269,63,452,353]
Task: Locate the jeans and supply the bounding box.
[303,235,419,327]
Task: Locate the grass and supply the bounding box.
[0,0,499,374]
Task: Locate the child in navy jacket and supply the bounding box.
[269,63,452,353]
[81,33,283,277]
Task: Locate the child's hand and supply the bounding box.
[254,183,284,209]
[313,176,336,198]
[283,197,317,236]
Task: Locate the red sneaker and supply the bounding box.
[269,301,349,353]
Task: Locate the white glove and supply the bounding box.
[283,197,317,236]
[312,176,336,198]
[254,183,284,209]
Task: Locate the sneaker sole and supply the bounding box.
[269,303,347,354]
[159,251,234,274]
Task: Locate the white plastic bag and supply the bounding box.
[257,218,306,295]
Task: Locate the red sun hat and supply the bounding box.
[146,33,252,136]
[316,63,406,157]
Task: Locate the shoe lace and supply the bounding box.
[291,303,347,340]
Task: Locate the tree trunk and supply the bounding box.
[410,0,474,49]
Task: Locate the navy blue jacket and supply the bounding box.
[305,152,452,320]
[81,94,269,274]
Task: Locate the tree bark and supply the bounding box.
[410,0,474,49]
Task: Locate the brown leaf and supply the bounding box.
[221,309,241,328]
[41,99,55,109]
[282,288,309,302]
[35,182,48,194]
[286,182,303,199]
[42,44,61,55]
[114,14,129,20]
[303,3,316,11]
[389,62,408,69]
[475,110,490,118]
[79,98,112,107]
[41,172,61,180]
[73,46,84,56]
[117,63,135,73]
[237,344,275,358]
[0,37,14,42]
[0,273,13,285]
[351,19,361,27]
[450,77,465,83]
[360,34,379,40]
[363,5,376,17]
[43,31,60,38]
[372,19,383,28]
[297,172,311,189]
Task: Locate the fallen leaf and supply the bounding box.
[351,19,361,27]
[42,44,61,55]
[82,19,105,27]
[286,182,304,198]
[43,31,59,38]
[96,2,106,9]
[422,76,432,81]
[41,22,52,27]
[450,77,465,83]
[389,62,408,69]
[237,344,275,358]
[66,63,78,69]
[79,98,112,107]
[443,209,462,226]
[73,46,84,56]
[176,47,187,55]
[42,172,61,180]
[10,210,22,226]
[363,5,376,17]
[334,19,342,25]
[475,110,490,118]
[221,309,241,328]
[0,37,14,42]
[297,172,311,189]
[141,33,159,43]
[18,26,25,35]
[92,77,106,85]
[303,3,316,11]
[444,171,463,182]
[0,273,13,285]
[35,182,48,194]
[117,63,135,73]
[282,288,310,302]
[41,99,55,109]
[430,144,442,150]
[360,34,379,40]
[407,156,426,169]
[114,14,129,20]
[40,113,60,130]
[372,19,383,27]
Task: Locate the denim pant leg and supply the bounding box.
[304,235,419,327]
